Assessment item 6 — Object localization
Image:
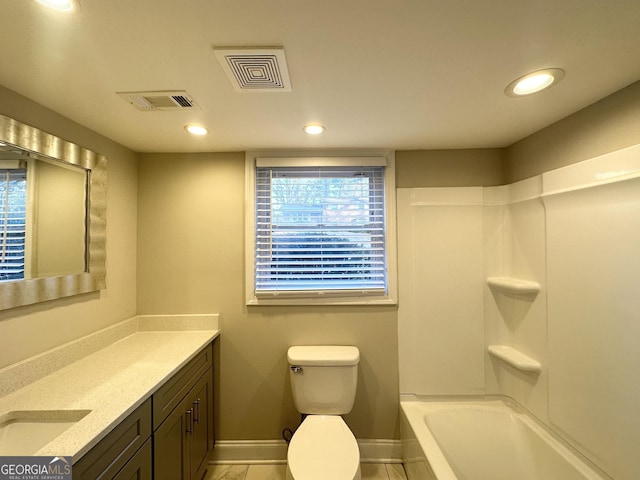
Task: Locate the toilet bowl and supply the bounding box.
[286,415,361,480]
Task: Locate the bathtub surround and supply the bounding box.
[397,187,486,396]
[398,145,640,479]
[483,176,548,418]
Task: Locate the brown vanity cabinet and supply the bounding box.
[153,343,214,480]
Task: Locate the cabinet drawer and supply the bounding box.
[153,344,213,429]
[74,398,152,480]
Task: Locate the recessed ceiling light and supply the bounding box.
[36,0,75,11]
[505,68,565,97]
[184,125,210,136]
[303,124,325,135]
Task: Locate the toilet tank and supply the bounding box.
[288,345,360,415]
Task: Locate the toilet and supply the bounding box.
[286,345,361,480]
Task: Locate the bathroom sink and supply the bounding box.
[0,409,91,455]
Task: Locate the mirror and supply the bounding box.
[0,113,106,310]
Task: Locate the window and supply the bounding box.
[0,166,27,282]
[246,152,397,305]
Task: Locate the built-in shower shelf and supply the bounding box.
[488,345,541,373]
[487,276,541,296]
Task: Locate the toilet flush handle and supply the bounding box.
[290,366,303,373]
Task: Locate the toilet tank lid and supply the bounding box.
[288,346,360,366]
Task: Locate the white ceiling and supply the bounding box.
[1,0,640,153]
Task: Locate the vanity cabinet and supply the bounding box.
[153,343,214,480]
[73,398,152,480]
[72,341,215,480]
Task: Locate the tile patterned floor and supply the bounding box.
[205,463,408,480]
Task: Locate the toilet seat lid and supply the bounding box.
[288,415,360,480]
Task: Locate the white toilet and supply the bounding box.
[286,345,361,480]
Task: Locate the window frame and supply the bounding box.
[245,150,397,306]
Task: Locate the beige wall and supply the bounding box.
[395,148,505,187]
[506,79,640,181]
[136,153,400,440]
[0,85,138,369]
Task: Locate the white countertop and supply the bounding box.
[0,321,219,462]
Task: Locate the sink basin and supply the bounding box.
[0,409,91,455]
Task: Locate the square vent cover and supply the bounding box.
[117,90,201,111]
[213,47,292,92]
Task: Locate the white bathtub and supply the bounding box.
[400,397,610,480]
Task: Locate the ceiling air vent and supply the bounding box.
[117,90,201,111]
[213,47,292,92]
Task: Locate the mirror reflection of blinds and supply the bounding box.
[0,168,27,281]
[255,165,387,297]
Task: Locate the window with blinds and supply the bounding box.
[253,160,388,298]
[0,168,27,282]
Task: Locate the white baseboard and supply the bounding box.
[209,439,402,465]
[210,440,288,465]
[358,439,403,463]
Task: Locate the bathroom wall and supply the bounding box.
[395,149,505,187]
[136,149,502,443]
[0,85,139,369]
[506,79,640,182]
[136,152,399,442]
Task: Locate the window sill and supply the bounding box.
[246,294,397,306]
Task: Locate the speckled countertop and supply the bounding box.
[0,315,220,462]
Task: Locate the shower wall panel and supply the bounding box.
[543,147,640,480]
[397,187,485,396]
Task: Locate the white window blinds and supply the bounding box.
[254,162,387,297]
[0,168,27,282]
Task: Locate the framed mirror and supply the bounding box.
[0,113,106,310]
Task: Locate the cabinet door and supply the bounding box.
[153,394,192,480]
[189,369,213,480]
[153,365,214,480]
[153,345,213,429]
[73,399,151,480]
[113,439,152,480]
